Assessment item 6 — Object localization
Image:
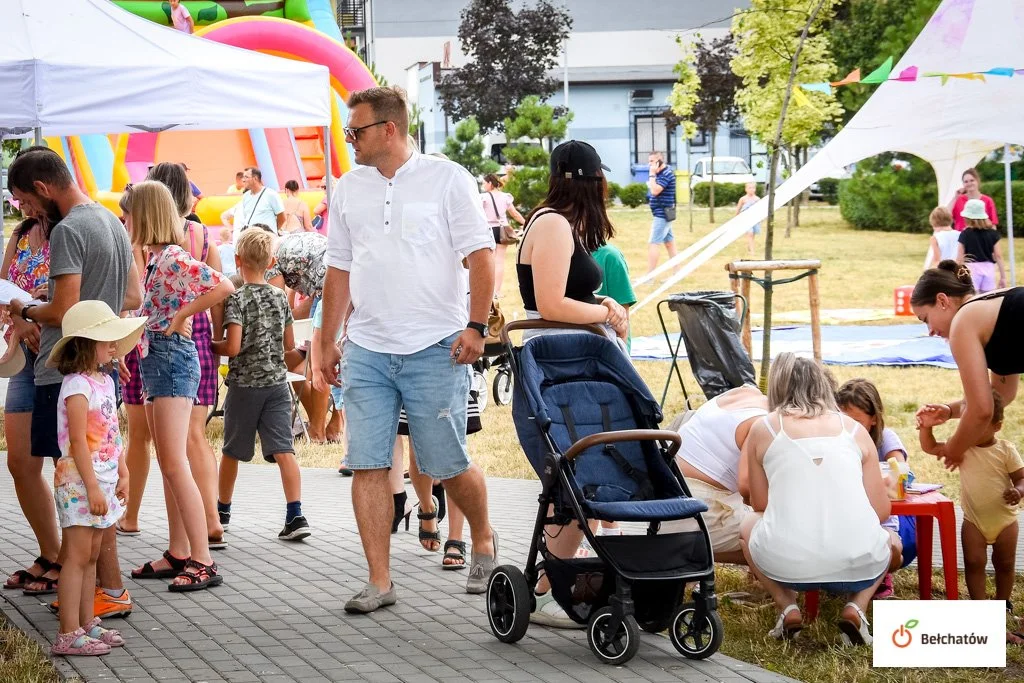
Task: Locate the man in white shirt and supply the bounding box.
[317,86,497,613]
[221,167,285,238]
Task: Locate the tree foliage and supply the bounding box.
[666,39,700,140]
[830,0,941,122]
[438,0,572,133]
[732,0,843,149]
[502,96,572,211]
[441,118,500,177]
[692,35,742,139]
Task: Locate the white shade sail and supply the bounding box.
[0,0,331,137]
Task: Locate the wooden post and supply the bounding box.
[740,276,752,357]
[808,270,822,363]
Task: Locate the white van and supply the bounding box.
[689,156,756,189]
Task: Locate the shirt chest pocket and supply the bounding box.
[401,202,441,246]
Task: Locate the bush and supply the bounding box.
[618,183,649,208]
[838,163,936,232]
[691,182,764,207]
[980,180,1024,235]
[606,181,621,205]
[504,167,549,214]
[816,178,840,205]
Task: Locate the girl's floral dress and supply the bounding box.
[138,244,224,356]
[54,373,123,529]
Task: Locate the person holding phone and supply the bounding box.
[646,151,677,275]
[947,167,998,231]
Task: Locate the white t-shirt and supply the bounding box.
[324,153,494,354]
[232,187,285,242]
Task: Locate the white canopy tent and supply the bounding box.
[635,0,1022,310]
[0,0,330,137]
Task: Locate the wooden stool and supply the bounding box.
[725,259,822,363]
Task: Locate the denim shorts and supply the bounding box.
[341,332,471,479]
[4,345,37,414]
[778,575,884,593]
[139,331,201,402]
[650,215,675,244]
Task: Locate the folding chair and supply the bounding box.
[656,290,752,410]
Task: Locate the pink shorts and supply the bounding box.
[967,261,997,293]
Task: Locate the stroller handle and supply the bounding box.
[562,430,682,462]
[499,320,608,346]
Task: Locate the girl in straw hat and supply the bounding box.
[47,300,146,656]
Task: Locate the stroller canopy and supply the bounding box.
[516,334,663,431]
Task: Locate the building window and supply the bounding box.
[633,113,671,164]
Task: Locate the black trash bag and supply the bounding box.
[666,290,755,399]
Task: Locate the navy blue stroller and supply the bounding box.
[485,322,722,666]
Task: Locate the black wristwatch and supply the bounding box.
[466,322,487,338]
[20,305,37,323]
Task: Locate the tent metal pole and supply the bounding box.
[324,126,332,219]
[1005,143,1016,287]
[33,127,41,146]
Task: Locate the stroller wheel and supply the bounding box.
[492,369,513,406]
[587,606,640,666]
[473,371,489,412]
[486,565,530,644]
[669,603,723,660]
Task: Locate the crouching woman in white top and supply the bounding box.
[739,353,892,646]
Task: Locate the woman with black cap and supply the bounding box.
[514,140,627,629]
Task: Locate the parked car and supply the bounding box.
[689,156,756,189]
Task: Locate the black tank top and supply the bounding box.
[516,208,603,311]
[963,287,1024,376]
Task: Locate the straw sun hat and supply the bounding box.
[46,300,147,369]
[960,198,990,221]
[0,334,26,378]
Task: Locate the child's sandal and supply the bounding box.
[418,495,441,552]
[168,559,223,592]
[84,617,124,647]
[51,628,110,657]
[132,550,188,579]
[441,540,467,571]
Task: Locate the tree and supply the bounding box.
[666,39,700,231]
[830,0,941,123]
[691,34,742,222]
[733,0,842,235]
[438,0,572,132]
[733,0,837,389]
[502,96,572,212]
[442,117,500,177]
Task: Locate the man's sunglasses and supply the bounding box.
[343,120,388,140]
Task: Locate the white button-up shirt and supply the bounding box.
[324,153,494,355]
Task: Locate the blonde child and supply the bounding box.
[48,301,147,656]
[217,226,237,277]
[957,198,1006,292]
[919,389,1024,644]
[926,206,959,269]
[212,230,311,541]
[130,181,233,591]
[736,182,760,255]
[837,379,917,599]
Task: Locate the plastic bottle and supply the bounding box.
[887,456,908,500]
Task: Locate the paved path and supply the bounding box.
[0,454,800,683]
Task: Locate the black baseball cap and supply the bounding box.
[550,140,610,181]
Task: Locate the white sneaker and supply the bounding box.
[529,592,584,629]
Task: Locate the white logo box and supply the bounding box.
[873,601,1005,668]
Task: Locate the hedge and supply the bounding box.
[691,182,765,207]
[618,183,649,208]
[816,178,840,205]
[839,165,936,232]
[980,180,1024,234]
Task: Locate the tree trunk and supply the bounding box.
[687,139,694,232]
[709,129,716,224]
[792,146,802,230]
[758,0,830,391]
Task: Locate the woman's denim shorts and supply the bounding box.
[4,345,37,414]
[139,332,200,402]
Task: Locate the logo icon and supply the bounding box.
[892,619,918,648]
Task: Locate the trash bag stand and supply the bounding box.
[656,292,748,410]
[725,259,823,364]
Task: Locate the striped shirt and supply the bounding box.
[648,166,676,218]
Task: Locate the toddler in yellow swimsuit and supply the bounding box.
[920,389,1024,605]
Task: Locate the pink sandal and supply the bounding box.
[51,627,111,656]
[85,617,124,647]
